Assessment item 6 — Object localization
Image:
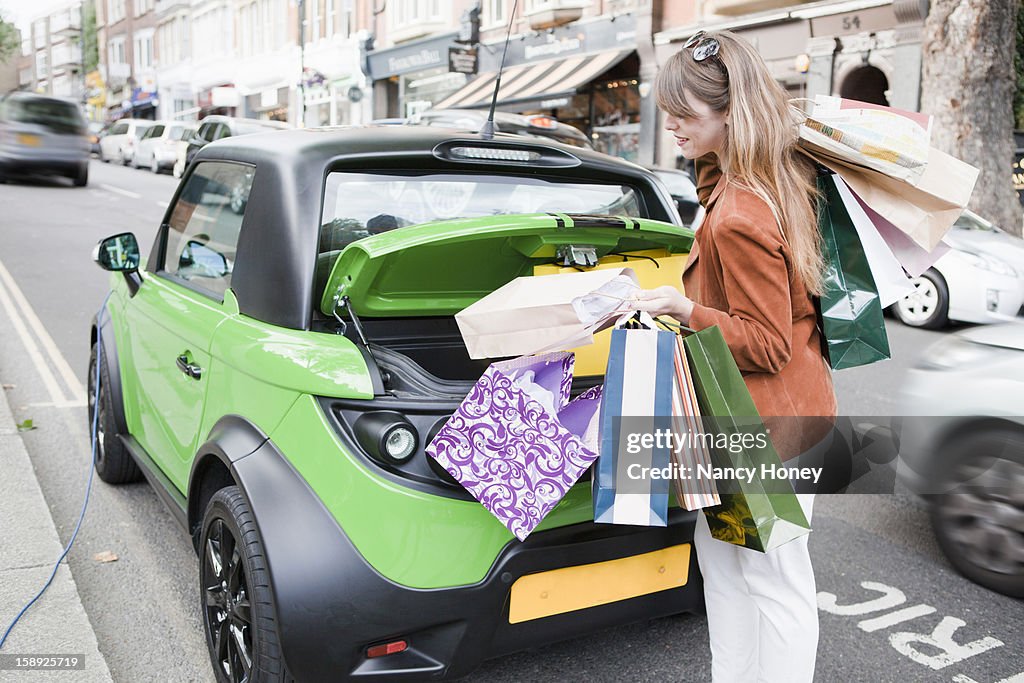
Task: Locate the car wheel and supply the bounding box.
[229,185,247,215]
[893,269,949,329]
[73,164,88,187]
[200,486,286,683]
[929,428,1024,597]
[87,343,141,484]
[151,157,160,174]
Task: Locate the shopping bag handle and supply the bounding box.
[655,316,696,335]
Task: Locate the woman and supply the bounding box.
[632,31,837,683]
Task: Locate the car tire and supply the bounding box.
[150,157,160,174]
[200,486,287,683]
[929,428,1024,598]
[87,343,141,484]
[73,164,88,187]
[893,269,949,329]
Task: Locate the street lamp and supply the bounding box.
[298,0,306,127]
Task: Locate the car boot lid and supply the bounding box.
[320,213,693,319]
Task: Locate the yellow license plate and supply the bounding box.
[508,543,691,624]
[17,133,41,147]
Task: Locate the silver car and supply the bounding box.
[133,120,191,173]
[0,92,90,186]
[98,118,154,166]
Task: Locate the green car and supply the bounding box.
[89,125,700,682]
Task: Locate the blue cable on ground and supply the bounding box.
[0,293,110,649]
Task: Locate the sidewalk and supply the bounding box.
[0,388,113,681]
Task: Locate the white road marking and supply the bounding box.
[0,259,86,403]
[955,673,1024,683]
[100,183,142,199]
[891,617,1003,670]
[818,581,906,615]
[28,400,88,408]
[0,262,68,405]
[156,200,169,208]
[859,604,937,632]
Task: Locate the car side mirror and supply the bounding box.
[93,232,141,272]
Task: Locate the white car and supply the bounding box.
[892,210,1024,328]
[132,121,192,173]
[97,118,154,166]
[896,322,1024,597]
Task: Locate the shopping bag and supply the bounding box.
[679,325,811,552]
[817,173,891,370]
[455,268,639,359]
[830,175,915,307]
[593,316,674,527]
[799,96,933,185]
[426,352,599,541]
[850,189,952,277]
[813,145,979,252]
[670,334,721,511]
[533,249,690,376]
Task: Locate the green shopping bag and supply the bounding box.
[678,325,811,553]
[816,172,891,370]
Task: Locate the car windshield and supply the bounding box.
[4,97,84,134]
[320,171,642,249]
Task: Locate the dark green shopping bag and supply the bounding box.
[816,173,891,370]
[678,325,810,552]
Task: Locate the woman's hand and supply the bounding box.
[632,285,695,323]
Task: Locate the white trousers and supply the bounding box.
[694,492,819,683]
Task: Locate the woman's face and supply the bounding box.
[663,89,728,159]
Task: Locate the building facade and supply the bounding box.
[14,3,85,101]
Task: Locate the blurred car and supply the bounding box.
[88,121,107,156]
[896,322,1024,597]
[644,165,702,227]
[90,125,698,682]
[172,126,196,179]
[183,115,290,168]
[407,109,593,149]
[98,118,155,166]
[892,209,1024,328]
[133,120,193,173]
[0,91,90,186]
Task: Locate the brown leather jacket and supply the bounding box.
[683,155,836,460]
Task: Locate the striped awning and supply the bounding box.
[434,49,633,110]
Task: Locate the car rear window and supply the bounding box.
[109,122,129,135]
[321,171,641,245]
[4,97,85,134]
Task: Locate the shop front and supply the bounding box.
[366,33,467,120]
[433,15,643,162]
[244,86,292,123]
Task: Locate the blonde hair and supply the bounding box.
[654,31,825,296]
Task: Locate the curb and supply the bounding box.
[0,385,113,681]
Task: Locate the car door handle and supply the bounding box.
[176,354,202,380]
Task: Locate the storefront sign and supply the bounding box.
[449,46,478,75]
[479,14,637,71]
[368,33,458,79]
[524,34,584,61]
[810,5,897,38]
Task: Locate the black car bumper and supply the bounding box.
[233,438,703,682]
[0,156,86,177]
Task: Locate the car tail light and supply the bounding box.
[526,115,559,130]
[366,640,407,659]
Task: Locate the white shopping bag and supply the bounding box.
[455,268,639,359]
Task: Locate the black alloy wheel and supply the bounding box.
[200,487,286,683]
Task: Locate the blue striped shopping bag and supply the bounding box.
[593,315,674,527]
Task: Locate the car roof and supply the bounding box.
[3,91,80,106]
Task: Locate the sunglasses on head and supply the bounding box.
[684,31,721,62]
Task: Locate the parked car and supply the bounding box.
[90,125,700,682]
[98,118,155,166]
[183,115,290,168]
[644,165,702,227]
[0,91,90,186]
[407,109,593,149]
[88,121,107,156]
[133,120,192,173]
[896,322,1024,597]
[892,209,1024,328]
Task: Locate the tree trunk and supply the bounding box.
[920,0,1023,237]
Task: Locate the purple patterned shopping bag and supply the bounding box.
[426,352,602,541]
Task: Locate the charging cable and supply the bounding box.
[0,294,110,649]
